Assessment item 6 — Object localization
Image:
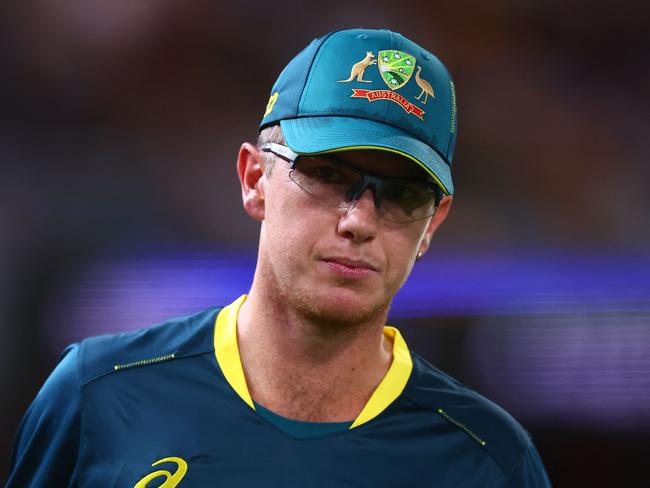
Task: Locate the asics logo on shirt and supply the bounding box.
[133,457,187,488]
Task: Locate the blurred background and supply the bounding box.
[1,0,648,485]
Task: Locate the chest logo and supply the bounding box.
[133,457,188,488]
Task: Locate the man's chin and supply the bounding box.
[292,288,391,328]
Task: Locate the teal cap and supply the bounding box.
[259,28,458,195]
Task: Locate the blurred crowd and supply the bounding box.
[1,1,648,485]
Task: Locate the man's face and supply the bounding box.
[244,146,451,326]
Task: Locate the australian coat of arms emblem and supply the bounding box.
[378,50,415,89]
[338,50,434,119]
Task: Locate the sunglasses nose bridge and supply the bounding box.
[346,174,384,209]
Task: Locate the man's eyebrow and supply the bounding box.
[316,153,434,182]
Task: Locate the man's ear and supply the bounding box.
[237,142,266,221]
[417,196,452,257]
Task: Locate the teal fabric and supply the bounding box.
[280,116,454,195]
[254,402,352,439]
[259,29,457,195]
[7,307,551,487]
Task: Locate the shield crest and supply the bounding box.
[378,50,416,90]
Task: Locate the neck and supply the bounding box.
[236,282,393,422]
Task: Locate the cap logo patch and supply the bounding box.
[338,50,433,120]
[350,89,424,120]
[414,67,435,104]
[264,92,279,117]
[337,52,376,83]
[378,50,415,89]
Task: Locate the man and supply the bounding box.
[7,29,551,487]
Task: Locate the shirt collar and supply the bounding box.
[213,294,413,429]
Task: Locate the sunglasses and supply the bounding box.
[260,143,442,224]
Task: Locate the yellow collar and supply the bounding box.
[213,294,413,429]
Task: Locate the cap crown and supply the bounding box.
[260,29,457,165]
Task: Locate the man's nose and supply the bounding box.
[336,189,379,243]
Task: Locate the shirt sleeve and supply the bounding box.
[505,441,552,487]
[6,344,82,488]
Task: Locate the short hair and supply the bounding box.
[257,125,286,175]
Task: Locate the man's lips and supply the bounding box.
[320,257,379,277]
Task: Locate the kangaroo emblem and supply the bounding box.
[338,52,376,83]
[414,66,435,104]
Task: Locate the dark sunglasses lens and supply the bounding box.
[291,157,359,207]
[380,181,437,222]
[291,155,438,222]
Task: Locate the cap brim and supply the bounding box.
[280,117,453,195]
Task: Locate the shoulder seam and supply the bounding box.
[113,352,177,371]
[80,348,214,387]
[402,393,510,480]
[436,407,487,446]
